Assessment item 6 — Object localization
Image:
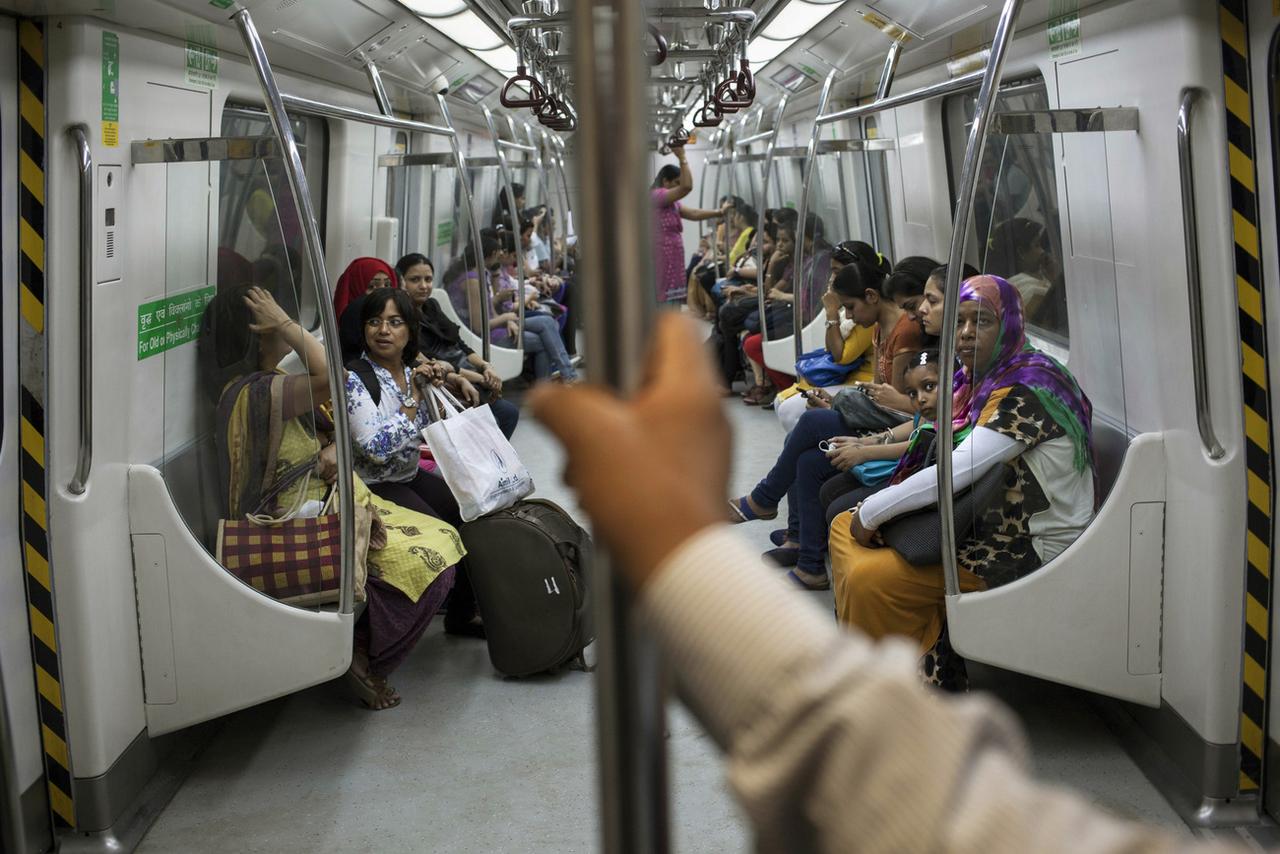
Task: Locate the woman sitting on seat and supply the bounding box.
[395,253,519,439]
[201,285,464,711]
[728,345,948,589]
[770,241,887,431]
[800,255,936,429]
[487,242,579,383]
[817,261,978,520]
[345,287,490,638]
[829,275,1095,682]
[334,257,396,363]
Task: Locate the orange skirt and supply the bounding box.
[829,510,986,653]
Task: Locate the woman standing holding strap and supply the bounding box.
[651,144,731,305]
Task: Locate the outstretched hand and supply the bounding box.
[531,315,731,589]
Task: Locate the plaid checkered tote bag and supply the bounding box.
[216,458,348,607]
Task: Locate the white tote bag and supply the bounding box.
[420,386,534,521]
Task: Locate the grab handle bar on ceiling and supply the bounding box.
[1177,88,1226,460]
[67,124,93,496]
[647,24,668,66]
[502,65,548,109]
[234,9,357,613]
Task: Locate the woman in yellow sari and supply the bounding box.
[201,285,464,710]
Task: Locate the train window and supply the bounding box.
[156,134,332,613]
[217,105,329,330]
[943,76,1068,348]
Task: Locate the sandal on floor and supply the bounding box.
[728,496,778,523]
[762,547,800,568]
[742,384,768,405]
[786,568,830,591]
[769,529,791,547]
[344,668,401,711]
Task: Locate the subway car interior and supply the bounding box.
[3,0,1280,850]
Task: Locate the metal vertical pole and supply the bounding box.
[572,2,669,853]
[876,40,902,100]
[938,0,1023,597]
[861,42,901,252]
[427,165,438,268]
[436,93,493,361]
[364,61,393,116]
[483,105,526,339]
[234,10,356,614]
[860,118,881,250]
[792,68,839,361]
[755,93,789,336]
[364,62,411,261]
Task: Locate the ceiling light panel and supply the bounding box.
[423,10,504,51]
[402,0,468,16]
[761,0,844,41]
[473,45,519,75]
[746,36,797,65]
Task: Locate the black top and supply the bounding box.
[418,298,473,369]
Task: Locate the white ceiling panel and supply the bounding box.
[864,0,989,39]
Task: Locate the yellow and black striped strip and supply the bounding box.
[1220,0,1273,795]
[17,19,75,829]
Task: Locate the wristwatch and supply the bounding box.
[824,318,841,328]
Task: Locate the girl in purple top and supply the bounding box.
[651,145,731,305]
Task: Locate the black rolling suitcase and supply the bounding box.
[460,499,594,677]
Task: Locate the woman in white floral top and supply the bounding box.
[345,287,488,637]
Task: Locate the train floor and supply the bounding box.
[136,383,1200,852]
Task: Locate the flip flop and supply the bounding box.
[786,569,831,591]
[769,529,791,547]
[763,547,800,568]
[728,496,778,523]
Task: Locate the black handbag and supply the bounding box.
[880,463,1008,567]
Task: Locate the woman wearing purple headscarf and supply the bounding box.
[829,275,1095,687]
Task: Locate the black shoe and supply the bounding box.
[762,547,800,568]
[444,614,487,639]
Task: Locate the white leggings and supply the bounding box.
[775,385,846,433]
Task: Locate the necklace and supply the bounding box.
[394,373,417,409]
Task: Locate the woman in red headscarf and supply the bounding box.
[334,257,396,316]
[334,257,397,363]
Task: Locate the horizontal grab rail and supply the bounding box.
[734,130,772,147]
[498,139,537,152]
[816,68,984,126]
[279,93,454,137]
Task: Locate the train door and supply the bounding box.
[0,16,54,852]
[1253,0,1280,821]
[125,102,356,737]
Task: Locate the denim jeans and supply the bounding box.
[750,408,845,573]
[522,312,577,379]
